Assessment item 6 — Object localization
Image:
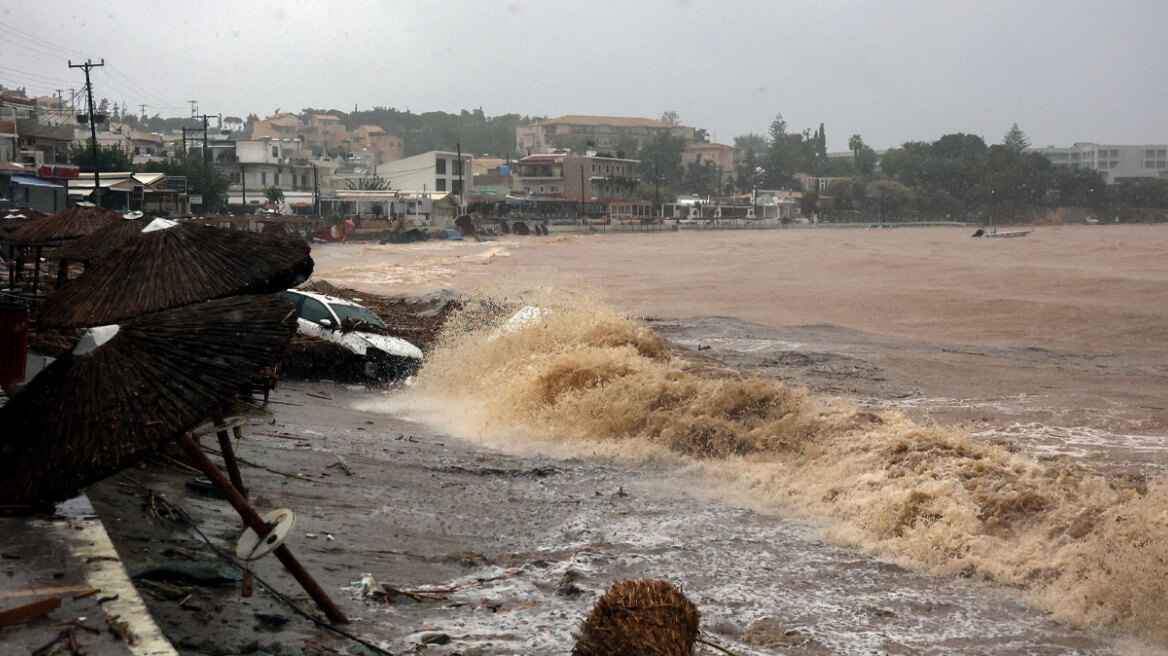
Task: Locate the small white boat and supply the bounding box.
[972,228,1031,238]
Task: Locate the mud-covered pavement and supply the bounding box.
[85,380,1125,655]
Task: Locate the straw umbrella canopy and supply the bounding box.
[47,214,154,264]
[0,294,297,508]
[38,220,313,328]
[5,203,123,245]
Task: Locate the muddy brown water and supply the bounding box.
[78,225,1168,655]
[313,225,1168,472]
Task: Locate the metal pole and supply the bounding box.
[580,163,586,221]
[176,434,348,625]
[211,409,247,498]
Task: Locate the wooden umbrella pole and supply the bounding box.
[211,409,247,498]
[177,433,348,625]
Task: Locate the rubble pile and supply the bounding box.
[301,280,461,350]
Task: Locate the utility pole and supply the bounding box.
[654,162,660,217]
[181,126,187,159]
[193,113,214,174]
[580,162,586,221]
[188,100,198,117]
[311,164,320,217]
[456,142,464,200]
[69,58,105,207]
[139,104,146,118]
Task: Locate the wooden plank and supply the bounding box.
[0,595,62,627]
[0,584,92,600]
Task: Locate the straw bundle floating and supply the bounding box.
[5,203,123,245]
[38,222,313,328]
[48,216,153,263]
[0,295,297,508]
[572,579,701,656]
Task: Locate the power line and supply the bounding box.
[0,33,69,61]
[0,23,88,58]
[0,64,76,86]
[106,65,176,108]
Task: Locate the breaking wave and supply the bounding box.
[368,292,1168,643]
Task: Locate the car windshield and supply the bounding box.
[328,302,386,328]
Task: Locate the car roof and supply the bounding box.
[283,288,363,308]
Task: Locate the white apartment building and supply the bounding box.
[380,150,472,195]
[1029,143,1168,183]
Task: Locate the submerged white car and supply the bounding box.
[277,289,423,380]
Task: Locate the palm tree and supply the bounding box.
[345,176,391,190]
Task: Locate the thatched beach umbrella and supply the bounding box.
[0,295,297,508]
[47,214,153,264]
[38,220,313,328]
[5,202,123,245]
[4,203,123,293]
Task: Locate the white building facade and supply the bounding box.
[1029,143,1168,183]
[381,150,473,195]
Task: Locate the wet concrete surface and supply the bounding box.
[0,497,147,655]
[80,380,1133,655]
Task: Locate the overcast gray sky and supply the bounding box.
[3,0,1165,151]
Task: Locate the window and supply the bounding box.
[261,172,267,185]
[436,178,446,191]
[435,158,447,174]
[328,303,386,328]
[299,297,333,325]
[452,180,463,195]
[272,146,279,157]
[274,172,280,185]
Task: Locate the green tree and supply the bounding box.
[854,144,878,175]
[264,186,285,203]
[138,156,229,212]
[637,132,687,190]
[848,134,864,160]
[683,159,721,196]
[1114,178,1168,208]
[660,110,681,126]
[1002,123,1031,151]
[1052,166,1109,208]
[68,142,132,171]
[866,179,915,219]
[733,133,768,192]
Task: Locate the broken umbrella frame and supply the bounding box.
[0,296,349,624]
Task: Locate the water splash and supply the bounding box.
[358,292,1168,644]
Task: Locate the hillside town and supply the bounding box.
[4,89,1168,233]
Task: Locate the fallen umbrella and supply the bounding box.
[38,221,313,329]
[0,294,297,508]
